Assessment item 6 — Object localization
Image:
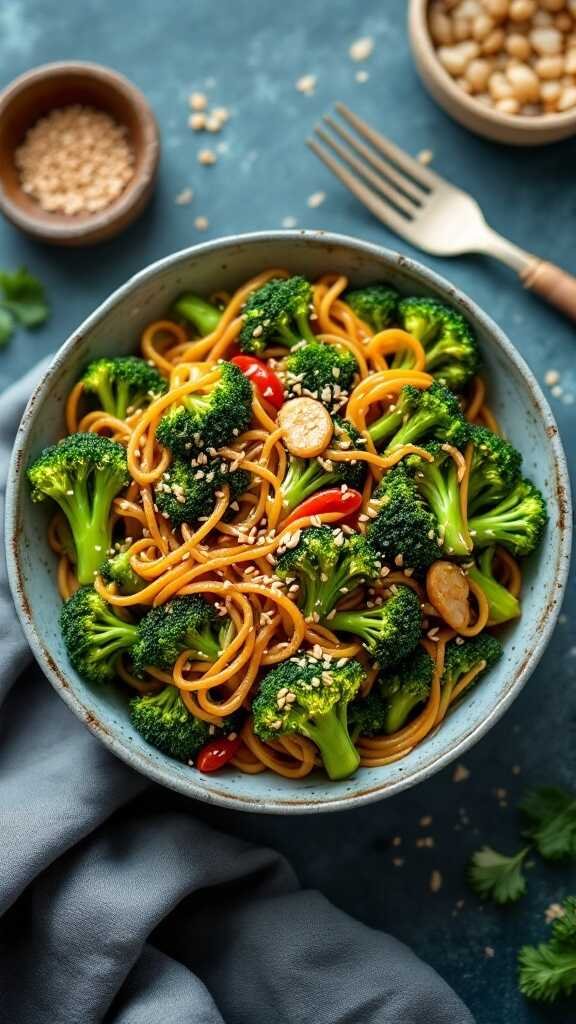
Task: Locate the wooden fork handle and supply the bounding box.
[521,260,576,322]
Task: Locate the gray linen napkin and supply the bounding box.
[0,362,474,1024]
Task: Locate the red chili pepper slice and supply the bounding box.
[230,355,284,410]
[195,734,242,773]
[283,488,363,527]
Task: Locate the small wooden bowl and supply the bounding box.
[0,62,160,246]
[408,0,576,147]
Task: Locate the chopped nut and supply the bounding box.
[189,91,208,111]
[452,763,470,783]
[296,74,317,96]
[349,36,374,61]
[430,869,443,892]
[175,188,193,206]
[307,190,326,208]
[198,148,217,165]
[194,215,209,230]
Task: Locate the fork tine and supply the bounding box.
[306,137,414,238]
[335,102,443,190]
[314,126,416,217]
[323,114,426,204]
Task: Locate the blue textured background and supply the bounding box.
[1,2,575,1021]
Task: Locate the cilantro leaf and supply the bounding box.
[0,307,14,348]
[0,267,49,328]
[468,845,530,904]
[521,786,576,861]
[518,944,576,1003]
[518,897,576,1003]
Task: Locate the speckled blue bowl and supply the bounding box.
[5,231,572,813]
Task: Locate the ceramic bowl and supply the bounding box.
[0,62,160,246]
[408,0,576,146]
[5,231,572,813]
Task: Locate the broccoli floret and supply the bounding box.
[155,457,249,527]
[379,647,435,733]
[155,361,253,455]
[468,478,547,556]
[172,293,222,336]
[344,283,399,332]
[283,340,358,408]
[252,653,365,780]
[81,356,167,420]
[348,689,390,740]
[466,547,521,624]
[369,382,468,452]
[406,443,472,557]
[132,595,233,676]
[60,585,138,684]
[239,276,316,355]
[280,416,366,512]
[442,633,503,705]
[27,433,129,584]
[100,548,145,595]
[130,685,210,761]
[396,297,480,390]
[367,465,442,572]
[130,686,241,763]
[467,425,523,514]
[330,586,422,668]
[276,527,380,621]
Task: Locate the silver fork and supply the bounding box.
[307,103,576,323]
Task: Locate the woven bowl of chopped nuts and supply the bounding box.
[409,0,576,145]
[0,62,160,245]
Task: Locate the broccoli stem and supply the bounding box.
[367,406,405,445]
[174,295,222,337]
[303,705,360,780]
[384,692,422,734]
[281,458,333,511]
[189,625,221,660]
[329,610,376,645]
[89,613,139,663]
[64,470,119,583]
[469,493,530,549]
[467,549,520,624]
[384,409,437,451]
[415,460,471,556]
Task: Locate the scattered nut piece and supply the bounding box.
[282,215,298,228]
[189,112,207,131]
[417,148,434,164]
[349,36,374,61]
[307,190,326,208]
[189,92,207,111]
[194,216,209,230]
[356,69,370,82]
[430,869,443,893]
[545,902,566,923]
[545,368,560,385]
[175,188,193,206]
[198,148,217,165]
[453,763,470,783]
[296,74,317,96]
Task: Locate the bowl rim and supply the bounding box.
[409,0,576,133]
[0,60,160,243]
[5,229,572,814]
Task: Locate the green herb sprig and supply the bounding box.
[0,267,49,348]
[519,897,576,1003]
[468,784,576,906]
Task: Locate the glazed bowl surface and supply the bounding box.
[5,231,571,813]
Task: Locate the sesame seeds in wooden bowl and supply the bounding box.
[409,0,576,144]
[0,62,160,246]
